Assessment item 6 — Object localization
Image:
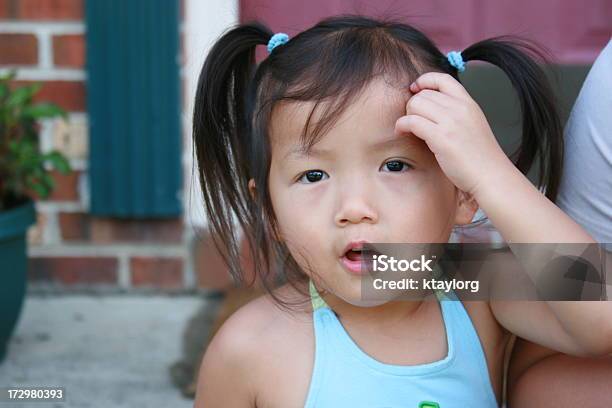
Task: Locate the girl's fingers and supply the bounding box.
[394,114,439,149]
[404,92,447,124]
[414,89,457,110]
[410,72,471,101]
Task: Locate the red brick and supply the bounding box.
[58,212,90,240]
[35,81,85,111]
[52,34,85,68]
[222,233,277,288]
[0,34,38,65]
[193,229,276,290]
[49,170,80,201]
[14,81,86,112]
[17,0,83,20]
[0,0,18,19]
[0,0,8,18]
[91,218,184,243]
[131,257,184,289]
[28,256,118,285]
[193,228,230,290]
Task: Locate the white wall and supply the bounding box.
[183,0,239,228]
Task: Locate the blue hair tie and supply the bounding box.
[446,50,466,73]
[267,32,289,53]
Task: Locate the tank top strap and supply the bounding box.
[432,286,499,406]
[309,279,330,311]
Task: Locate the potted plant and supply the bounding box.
[0,71,71,362]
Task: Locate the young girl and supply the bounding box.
[192,15,611,407]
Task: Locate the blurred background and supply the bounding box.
[0,0,610,406]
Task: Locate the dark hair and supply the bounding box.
[192,14,563,308]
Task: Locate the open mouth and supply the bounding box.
[340,247,381,276]
[345,249,362,262]
[343,247,380,262]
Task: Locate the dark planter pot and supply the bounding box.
[0,200,36,363]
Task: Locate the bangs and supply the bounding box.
[252,19,441,154]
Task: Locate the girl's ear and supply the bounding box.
[454,189,479,226]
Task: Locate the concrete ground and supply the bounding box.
[0,294,211,408]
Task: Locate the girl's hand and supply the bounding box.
[394,72,514,198]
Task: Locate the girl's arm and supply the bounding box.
[396,72,612,357]
[473,157,593,244]
[475,160,612,357]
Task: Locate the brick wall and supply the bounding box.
[0,0,235,293]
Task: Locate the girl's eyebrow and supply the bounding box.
[284,136,419,160]
[370,136,420,151]
[283,145,334,160]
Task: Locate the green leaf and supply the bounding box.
[22,103,67,120]
[0,72,71,204]
[0,70,16,82]
[7,82,42,109]
[0,81,9,101]
[28,176,49,198]
[44,150,71,174]
[41,172,55,191]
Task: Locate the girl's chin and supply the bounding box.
[345,298,392,308]
[317,276,407,308]
[335,289,399,308]
[332,278,408,307]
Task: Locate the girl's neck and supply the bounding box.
[320,289,435,328]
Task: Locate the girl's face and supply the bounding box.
[253,77,477,306]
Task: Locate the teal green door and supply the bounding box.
[85,0,182,217]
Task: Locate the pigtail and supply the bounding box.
[460,36,564,202]
[192,22,272,284]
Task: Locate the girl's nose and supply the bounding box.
[334,184,379,227]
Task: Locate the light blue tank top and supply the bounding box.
[304,280,499,408]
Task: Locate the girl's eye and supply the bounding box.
[381,160,412,172]
[297,170,328,184]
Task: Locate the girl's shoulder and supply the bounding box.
[196,283,315,406]
[217,283,314,344]
[203,282,314,369]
